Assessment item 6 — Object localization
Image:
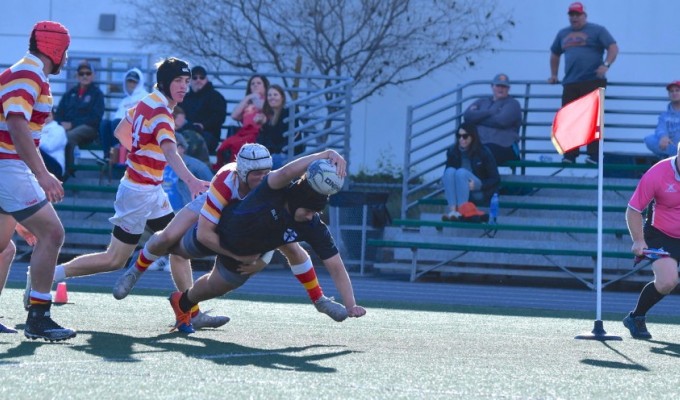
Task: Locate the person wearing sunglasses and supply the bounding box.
[54,59,105,178]
[441,122,500,221]
[179,65,227,156]
[463,73,522,167]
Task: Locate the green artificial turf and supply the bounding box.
[0,287,679,399]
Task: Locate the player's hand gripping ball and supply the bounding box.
[306,159,344,195]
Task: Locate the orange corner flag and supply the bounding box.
[551,88,603,154]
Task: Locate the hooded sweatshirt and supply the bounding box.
[113,67,149,119]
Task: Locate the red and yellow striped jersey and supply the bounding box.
[201,162,243,224]
[123,90,176,185]
[0,54,52,160]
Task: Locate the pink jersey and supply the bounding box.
[0,54,52,160]
[200,162,244,224]
[629,157,680,238]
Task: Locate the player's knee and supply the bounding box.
[40,223,65,247]
[656,277,678,294]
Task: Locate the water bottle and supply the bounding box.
[489,193,499,223]
[74,145,81,165]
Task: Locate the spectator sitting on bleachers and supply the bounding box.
[214,74,269,170]
[99,68,148,163]
[173,106,211,167]
[180,66,227,155]
[55,60,104,176]
[257,84,304,169]
[39,109,67,181]
[644,80,680,159]
[463,73,522,167]
[441,122,500,221]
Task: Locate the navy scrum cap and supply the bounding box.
[156,57,191,96]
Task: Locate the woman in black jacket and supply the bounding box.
[442,122,500,220]
[257,84,304,168]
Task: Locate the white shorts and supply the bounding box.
[0,160,46,213]
[109,181,173,235]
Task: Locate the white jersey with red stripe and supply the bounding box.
[122,89,176,187]
[0,53,52,160]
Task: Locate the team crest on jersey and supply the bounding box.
[270,208,279,220]
[666,183,677,193]
[283,228,298,242]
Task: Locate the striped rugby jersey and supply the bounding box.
[0,54,52,160]
[200,162,243,224]
[123,89,177,185]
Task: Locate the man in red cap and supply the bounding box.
[0,21,76,341]
[644,81,680,159]
[548,2,619,164]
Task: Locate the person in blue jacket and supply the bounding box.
[644,80,680,159]
[54,59,105,175]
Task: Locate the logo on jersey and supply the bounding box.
[666,183,677,193]
[282,228,298,243]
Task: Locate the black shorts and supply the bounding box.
[644,225,680,265]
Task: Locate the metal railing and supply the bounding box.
[2,63,353,167]
[401,80,669,219]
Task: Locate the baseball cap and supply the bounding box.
[77,60,94,73]
[125,71,140,83]
[667,81,680,91]
[568,2,585,14]
[191,66,207,77]
[491,73,510,87]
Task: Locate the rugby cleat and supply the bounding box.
[113,264,145,300]
[314,295,348,322]
[169,292,194,333]
[24,303,76,342]
[191,310,230,329]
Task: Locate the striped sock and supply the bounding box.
[190,304,200,319]
[134,247,159,272]
[29,290,51,306]
[290,259,323,302]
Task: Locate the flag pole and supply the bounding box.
[576,87,622,341]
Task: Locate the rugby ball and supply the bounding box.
[306,159,344,195]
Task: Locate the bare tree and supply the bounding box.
[124,0,514,104]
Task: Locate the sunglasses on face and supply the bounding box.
[457,134,471,140]
[192,75,206,80]
[78,71,92,77]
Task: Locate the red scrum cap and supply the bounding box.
[30,21,71,66]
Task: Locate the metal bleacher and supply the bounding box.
[368,80,665,287]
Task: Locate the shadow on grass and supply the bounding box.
[648,339,680,358]
[580,342,649,371]
[66,330,354,372]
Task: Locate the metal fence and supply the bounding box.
[2,62,353,168]
[401,80,669,218]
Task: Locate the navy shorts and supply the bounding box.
[214,256,250,288]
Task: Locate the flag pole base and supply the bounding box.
[575,320,622,341]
